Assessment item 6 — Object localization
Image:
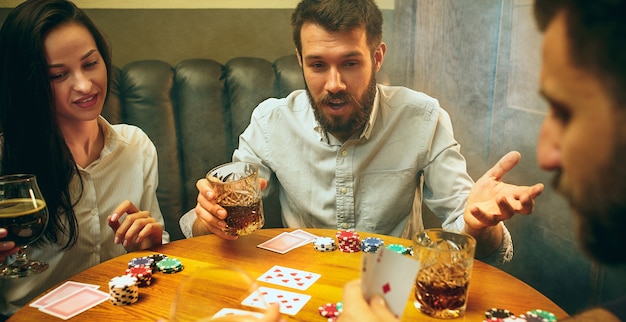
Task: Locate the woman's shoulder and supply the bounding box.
[102,120,155,154]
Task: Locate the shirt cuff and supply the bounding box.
[179,208,197,238]
[477,223,513,266]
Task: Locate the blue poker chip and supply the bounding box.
[128,256,154,269]
[361,237,384,253]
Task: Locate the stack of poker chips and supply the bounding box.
[483,308,557,322]
[361,237,384,253]
[386,243,408,255]
[156,257,184,274]
[127,256,155,270]
[109,275,139,306]
[313,237,337,252]
[125,266,152,287]
[336,230,361,253]
[146,253,167,270]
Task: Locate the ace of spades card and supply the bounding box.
[361,247,421,318]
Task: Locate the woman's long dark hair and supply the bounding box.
[0,0,112,249]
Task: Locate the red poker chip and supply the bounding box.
[318,303,340,318]
[126,266,152,276]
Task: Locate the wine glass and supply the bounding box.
[0,174,49,278]
[170,265,268,321]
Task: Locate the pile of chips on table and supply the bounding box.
[108,253,184,306]
[484,307,558,322]
[313,230,414,255]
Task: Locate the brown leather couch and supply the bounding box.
[101,55,304,240]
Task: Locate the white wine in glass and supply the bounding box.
[0,174,49,278]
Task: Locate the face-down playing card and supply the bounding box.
[257,232,308,254]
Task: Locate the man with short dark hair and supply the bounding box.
[337,0,626,320]
[182,0,543,265]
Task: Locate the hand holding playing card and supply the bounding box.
[360,247,420,318]
[337,280,400,322]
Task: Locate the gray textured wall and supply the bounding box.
[395,0,626,316]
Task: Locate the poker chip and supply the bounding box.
[485,308,514,319]
[314,237,337,252]
[125,265,153,287]
[361,237,384,253]
[527,309,557,322]
[318,303,340,318]
[109,275,139,306]
[386,244,408,255]
[146,253,167,269]
[336,230,361,253]
[156,257,184,274]
[128,256,154,269]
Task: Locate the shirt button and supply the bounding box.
[341,187,347,194]
[341,223,349,229]
[341,150,348,157]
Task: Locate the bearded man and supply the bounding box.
[181,0,543,265]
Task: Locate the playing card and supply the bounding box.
[29,281,100,308]
[212,308,264,319]
[241,286,311,316]
[257,232,308,254]
[257,265,321,290]
[361,247,421,318]
[38,287,110,320]
[289,229,318,244]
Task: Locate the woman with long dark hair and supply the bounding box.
[0,0,169,317]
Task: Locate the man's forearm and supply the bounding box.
[463,222,503,259]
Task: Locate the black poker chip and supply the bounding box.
[485,308,514,319]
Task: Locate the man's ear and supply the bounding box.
[295,48,303,67]
[374,42,387,72]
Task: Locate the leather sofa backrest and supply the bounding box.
[102,55,304,240]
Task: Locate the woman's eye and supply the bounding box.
[49,73,65,81]
[84,60,98,68]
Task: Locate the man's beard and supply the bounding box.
[307,69,377,139]
[553,129,626,265]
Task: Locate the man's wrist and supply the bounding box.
[191,219,212,237]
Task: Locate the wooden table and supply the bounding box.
[9,228,568,321]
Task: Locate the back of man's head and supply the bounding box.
[534,0,626,107]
